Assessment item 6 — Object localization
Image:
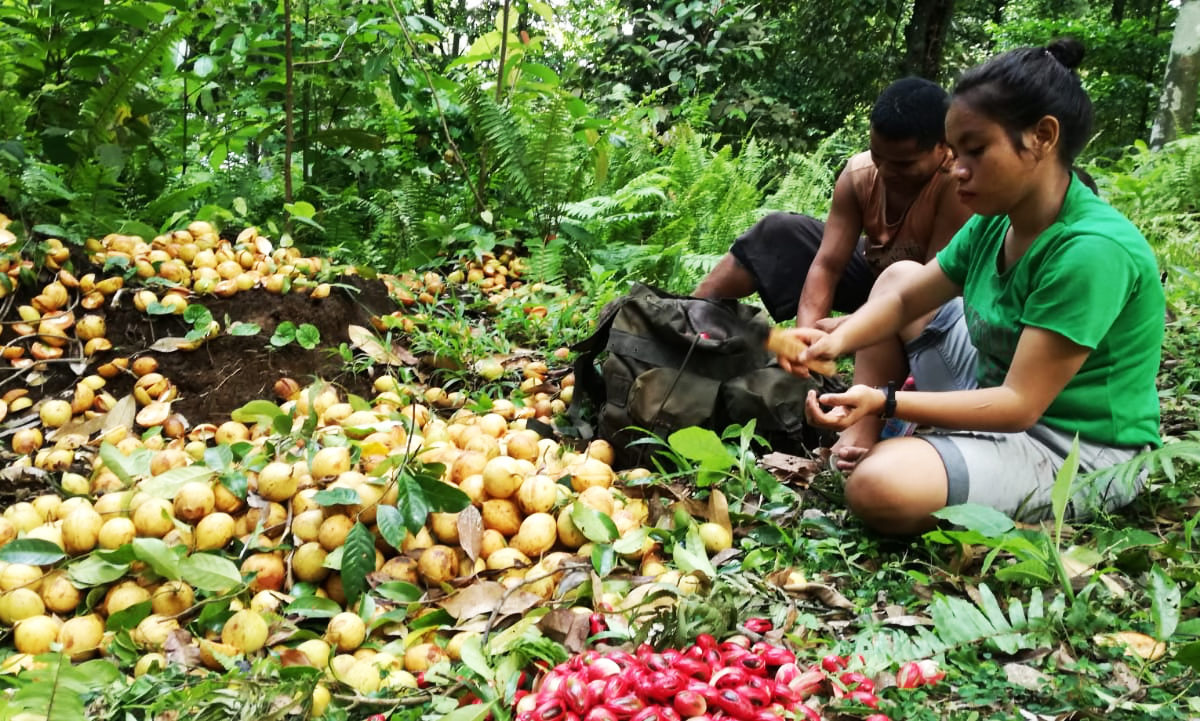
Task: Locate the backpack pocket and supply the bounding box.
[627,367,722,430]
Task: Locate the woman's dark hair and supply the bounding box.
[952,38,1093,163]
[870,77,950,150]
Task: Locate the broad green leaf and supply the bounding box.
[99,442,138,486]
[179,553,241,592]
[571,503,618,543]
[284,596,342,619]
[183,304,213,325]
[69,557,130,587]
[1177,641,1200,670]
[1149,565,1181,640]
[1052,436,1081,547]
[672,525,716,578]
[137,465,215,500]
[284,201,317,219]
[132,538,180,581]
[374,581,421,603]
[612,527,648,556]
[204,444,234,472]
[995,559,1054,584]
[0,539,66,566]
[458,634,493,681]
[931,504,1015,537]
[439,700,494,721]
[193,55,215,77]
[410,608,454,631]
[341,522,376,606]
[323,546,343,570]
[106,600,152,632]
[668,426,733,468]
[590,543,615,576]
[375,504,407,551]
[414,473,470,513]
[394,475,432,534]
[296,323,320,350]
[228,321,261,337]
[230,400,285,426]
[314,487,360,507]
[271,321,297,347]
[75,658,123,686]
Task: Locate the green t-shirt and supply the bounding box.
[937,174,1163,448]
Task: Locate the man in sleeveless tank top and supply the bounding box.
[695,78,973,330]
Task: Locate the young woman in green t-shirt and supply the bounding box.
[776,39,1165,535]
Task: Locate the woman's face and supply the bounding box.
[945,100,1039,216]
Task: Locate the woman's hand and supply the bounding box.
[773,327,841,378]
[805,384,887,430]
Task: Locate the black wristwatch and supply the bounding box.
[879,381,897,419]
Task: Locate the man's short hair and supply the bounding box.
[870,77,949,150]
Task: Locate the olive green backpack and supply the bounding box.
[571,283,841,468]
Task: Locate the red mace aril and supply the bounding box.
[820,654,846,674]
[753,712,782,721]
[630,706,664,721]
[916,659,945,684]
[864,715,892,721]
[795,705,821,721]
[673,690,707,717]
[603,676,631,699]
[786,667,827,699]
[658,708,681,721]
[734,656,767,676]
[564,675,592,715]
[586,708,620,721]
[590,613,608,636]
[710,667,750,689]
[758,647,795,667]
[695,634,717,650]
[743,618,773,634]
[736,685,771,708]
[845,689,880,709]
[607,695,646,718]
[673,657,711,680]
[712,690,752,720]
[535,698,569,721]
[839,672,873,693]
[895,661,922,690]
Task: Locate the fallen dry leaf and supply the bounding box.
[164,629,203,668]
[148,336,198,352]
[439,581,543,621]
[1004,662,1050,690]
[1094,631,1167,660]
[101,394,137,434]
[348,324,418,365]
[708,489,731,533]
[538,608,591,653]
[457,505,483,562]
[761,452,820,479]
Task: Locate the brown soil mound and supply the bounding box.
[97,276,396,425]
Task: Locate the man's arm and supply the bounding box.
[924,174,974,261]
[796,169,863,328]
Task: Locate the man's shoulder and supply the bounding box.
[841,151,875,175]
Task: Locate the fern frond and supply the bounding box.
[460,80,533,206]
[850,584,1065,668]
[79,17,183,147]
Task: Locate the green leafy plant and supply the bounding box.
[269,321,321,350]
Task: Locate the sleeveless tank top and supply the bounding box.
[843,150,953,275]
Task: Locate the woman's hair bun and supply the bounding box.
[1046,37,1085,71]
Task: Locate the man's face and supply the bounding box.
[868,128,948,191]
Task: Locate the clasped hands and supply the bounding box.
[773,322,887,431]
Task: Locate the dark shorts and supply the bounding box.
[729,212,876,322]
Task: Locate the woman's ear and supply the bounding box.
[1030,115,1060,160]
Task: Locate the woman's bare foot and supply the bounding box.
[828,420,882,472]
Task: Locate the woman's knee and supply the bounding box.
[844,440,949,534]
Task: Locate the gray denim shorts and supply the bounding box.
[903,300,1145,522]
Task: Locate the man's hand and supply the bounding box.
[805,385,887,430]
[771,327,838,378]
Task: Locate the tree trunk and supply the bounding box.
[283,0,295,204]
[1111,0,1126,24]
[1150,0,1200,148]
[902,0,956,79]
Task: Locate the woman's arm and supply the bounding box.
[780,258,961,378]
[807,326,1092,432]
